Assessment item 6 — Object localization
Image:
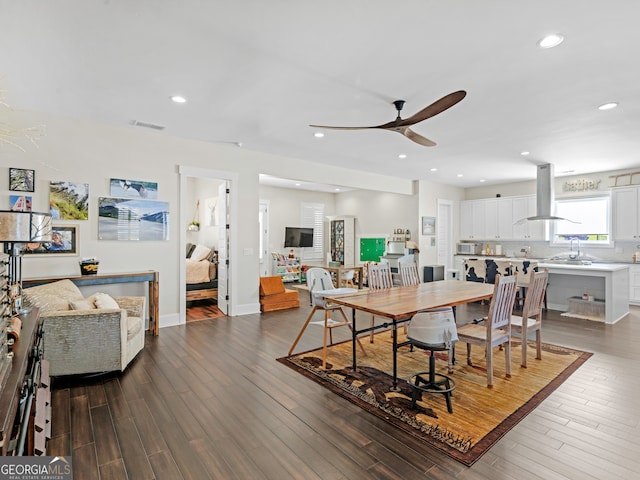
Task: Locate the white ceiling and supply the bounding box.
[2,1,640,189]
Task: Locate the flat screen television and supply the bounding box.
[284,227,314,247]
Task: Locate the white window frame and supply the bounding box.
[551,194,612,246]
[300,202,324,260]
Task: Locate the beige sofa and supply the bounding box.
[22,279,145,377]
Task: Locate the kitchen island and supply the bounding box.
[538,262,629,324]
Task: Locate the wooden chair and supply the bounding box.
[366,263,394,342]
[399,261,421,286]
[456,274,519,387]
[288,268,364,369]
[510,269,548,368]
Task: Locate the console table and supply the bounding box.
[23,271,160,336]
[0,308,47,455]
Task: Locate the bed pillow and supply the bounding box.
[92,292,120,309]
[190,244,212,262]
[186,242,196,258]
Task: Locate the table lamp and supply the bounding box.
[0,210,52,313]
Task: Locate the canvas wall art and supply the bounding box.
[5,224,78,256]
[9,195,32,212]
[98,197,169,241]
[109,178,158,199]
[9,168,35,192]
[50,181,89,220]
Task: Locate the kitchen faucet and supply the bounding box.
[570,237,581,259]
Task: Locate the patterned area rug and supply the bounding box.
[278,332,591,466]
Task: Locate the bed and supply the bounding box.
[186,243,218,302]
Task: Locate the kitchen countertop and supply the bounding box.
[538,262,629,272]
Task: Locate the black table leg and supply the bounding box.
[351,308,357,371]
[391,321,400,391]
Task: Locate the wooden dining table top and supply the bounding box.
[328,280,495,320]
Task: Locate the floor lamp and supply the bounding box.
[0,210,52,315]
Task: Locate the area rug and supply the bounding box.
[278,332,592,466]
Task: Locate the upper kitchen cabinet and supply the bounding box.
[512,195,547,241]
[460,199,486,240]
[612,186,640,240]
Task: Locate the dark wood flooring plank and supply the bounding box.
[72,442,100,480]
[70,394,92,449]
[148,450,185,480]
[51,388,70,438]
[99,459,129,480]
[112,415,155,480]
[127,398,169,456]
[91,404,122,466]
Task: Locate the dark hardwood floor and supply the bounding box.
[48,291,640,479]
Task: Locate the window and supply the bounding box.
[301,202,324,260]
[552,195,611,245]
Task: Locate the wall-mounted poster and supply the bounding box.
[98,197,169,241]
[50,181,89,220]
[9,168,35,192]
[4,224,79,256]
[110,178,158,199]
[9,195,32,212]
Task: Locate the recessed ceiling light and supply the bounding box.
[314,132,324,138]
[520,151,530,156]
[598,102,618,111]
[538,34,564,49]
[170,95,187,103]
[335,188,340,191]
[430,168,438,172]
[295,183,301,186]
[457,174,463,178]
[398,154,407,159]
[479,179,486,183]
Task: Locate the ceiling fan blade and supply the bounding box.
[400,127,436,147]
[398,90,466,126]
[309,124,372,130]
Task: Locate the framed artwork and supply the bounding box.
[9,168,35,192]
[9,195,32,212]
[98,197,169,240]
[5,224,79,256]
[110,178,158,199]
[50,181,89,220]
[422,216,436,235]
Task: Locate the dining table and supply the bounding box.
[328,280,495,390]
[315,264,364,289]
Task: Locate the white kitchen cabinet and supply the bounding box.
[612,187,640,241]
[512,195,547,241]
[629,264,640,305]
[460,200,487,240]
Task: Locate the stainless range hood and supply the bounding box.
[527,163,567,221]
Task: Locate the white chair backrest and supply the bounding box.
[522,268,548,318]
[368,263,393,290]
[407,307,458,347]
[399,262,421,286]
[341,269,355,280]
[487,273,518,332]
[306,268,336,308]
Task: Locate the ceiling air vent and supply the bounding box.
[130,120,166,131]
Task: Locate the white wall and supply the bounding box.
[186,176,224,249]
[2,111,416,326]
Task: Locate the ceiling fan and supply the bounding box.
[310,90,466,147]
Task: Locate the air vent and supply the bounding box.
[130,120,166,131]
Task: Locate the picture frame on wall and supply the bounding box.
[422,216,436,235]
[4,224,79,256]
[9,168,35,192]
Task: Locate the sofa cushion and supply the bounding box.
[92,292,120,309]
[23,279,84,313]
[69,299,97,310]
[259,276,285,296]
[127,316,143,340]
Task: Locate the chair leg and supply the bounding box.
[486,345,493,387]
[466,343,472,366]
[322,310,331,369]
[288,306,319,356]
[521,335,528,368]
[335,307,365,355]
[535,330,542,360]
[505,341,511,379]
[370,314,375,343]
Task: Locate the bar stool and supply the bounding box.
[406,307,458,413]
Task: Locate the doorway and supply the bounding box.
[179,166,238,323]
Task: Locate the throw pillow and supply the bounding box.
[22,279,84,313]
[186,242,196,258]
[190,244,212,262]
[69,299,97,311]
[92,292,120,309]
